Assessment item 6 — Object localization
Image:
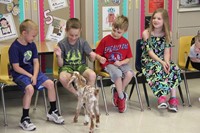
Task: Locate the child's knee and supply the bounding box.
[45,80,54,89]
[25,85,34,95]
[127,71,134,78]
[89,71,96,79]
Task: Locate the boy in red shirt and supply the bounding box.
[95,15,134,113]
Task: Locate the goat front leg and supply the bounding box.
[74,98,82,123]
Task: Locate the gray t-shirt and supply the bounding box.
[58,37,92,65]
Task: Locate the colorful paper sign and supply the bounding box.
[0,0,13,4]
[0,13,18,41]
[149,0,164,13]
[102,6,120,31]
[48,0,68,11]
[46,17,66,42]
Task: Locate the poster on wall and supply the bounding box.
[148,0,164,13]
[0,0,13,4]
[0,13,18,41]
[48,0,68,11]
[46,17,66,42]
[102,6,120,30]
[103,31,111,38]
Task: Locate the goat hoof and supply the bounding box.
[84,122,89,125]
[89,129,94,133]
[96,124,99,128]
[73,119,78,123]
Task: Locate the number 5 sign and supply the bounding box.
[44,9,53,25]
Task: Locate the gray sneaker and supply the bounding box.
[47,109,64,124]
[19,117,36,131]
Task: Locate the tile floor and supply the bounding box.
[0,78,200,133]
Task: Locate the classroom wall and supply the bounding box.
[172,0,200,62]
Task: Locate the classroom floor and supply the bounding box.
[0,78,200,133]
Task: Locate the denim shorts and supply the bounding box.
[13,72,49,92]
[104,64,133,82]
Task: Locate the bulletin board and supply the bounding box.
[40,0,74,42]
[0,0,23,42]
[93,0,128,46]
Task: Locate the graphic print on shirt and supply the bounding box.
[105,43,128,62]
[65,49,81,65]
[23,50,32,64]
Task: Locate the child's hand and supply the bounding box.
[114,60,121,67]
[99,57,106,64]
[89,52,96,61]
[31,75,37,86]
[54,46,61,57]
[162,61,170,74]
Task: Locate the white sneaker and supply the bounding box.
[47,109,64,124]
[19,117,36,131]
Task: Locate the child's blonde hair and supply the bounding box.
[148,8,171,43]
[112,15,129,31]
[19,19,38,34]
[65,18,81,31]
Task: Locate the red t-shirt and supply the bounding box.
[95,35,133,69]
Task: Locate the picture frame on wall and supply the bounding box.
[178,0,200,12]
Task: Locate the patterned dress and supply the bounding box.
[141,36,182,97]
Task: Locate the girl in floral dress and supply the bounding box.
[141,8,182,112]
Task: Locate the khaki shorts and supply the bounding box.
[59,64,89,74]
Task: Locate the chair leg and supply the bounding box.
[178,85,185,106]
[133,76,144,111]
[1,84,8,126]
[33,90,39,110]
[54,79,61,115]
[98,75,109,115]
[130,76,150,109]
[182,71,192,107]
[129,83,135,100]
[142,82,150,109]
[42,89,48,115]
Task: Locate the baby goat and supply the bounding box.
[68,71,100,133]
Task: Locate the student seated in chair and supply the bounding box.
[141,8,182,112]
[54,18,96,98]
[95,15,134,113]
[8,19,64,131]
[189,32,200,70]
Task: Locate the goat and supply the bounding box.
[68,71,100,133]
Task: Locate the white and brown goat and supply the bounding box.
[68,71,100,133]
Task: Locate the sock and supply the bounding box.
[21,108,29,122]
[118,92,124,99]
[49,101,56,114]
[170,96,176,99]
